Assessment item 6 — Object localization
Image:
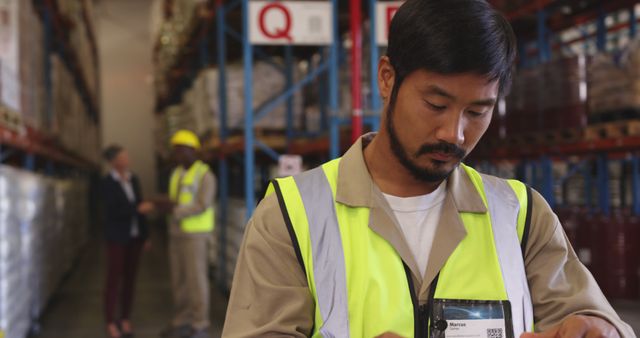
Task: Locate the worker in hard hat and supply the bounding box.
[159,130,216,338]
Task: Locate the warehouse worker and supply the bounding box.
[223,1,634,338]
[160,130,216,338]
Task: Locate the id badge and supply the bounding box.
[430,299,514,338]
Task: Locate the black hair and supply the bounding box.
[386,0,517,106]
[103,144,123,162]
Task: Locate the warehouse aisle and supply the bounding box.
[31,233,227,338]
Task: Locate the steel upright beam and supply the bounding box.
[541,156,555,208]
[350,0,363,142]
[596,6,607,52]
[630,7,637,39]
[597,154,610,216]
[369,0,381,132]
[216,0,230,291]
[632,155,640,216]
[285,46,294,150]
[243,0,255,220]
[329,0,340,159]
[537,9,550,62]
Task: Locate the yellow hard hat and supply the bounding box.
[170,130,201,149]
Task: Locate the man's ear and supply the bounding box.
[378,56,395,102]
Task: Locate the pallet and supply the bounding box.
[588,108,640,125]
[545,128,584,145]
[585,120,640,141]
[509,132,549,146]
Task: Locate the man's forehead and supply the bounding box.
[411,70,500,99]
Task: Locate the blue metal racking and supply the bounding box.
[473,1,640,215]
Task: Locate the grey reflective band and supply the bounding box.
[482,174,535,337]
[294,167,351,337]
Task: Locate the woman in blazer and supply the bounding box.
[101,145,153,338]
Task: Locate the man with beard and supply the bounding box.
[222,1,634,337]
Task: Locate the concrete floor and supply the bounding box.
[30,234,640,338]
[31,234,227,338]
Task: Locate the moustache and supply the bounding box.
[414,142,466,159]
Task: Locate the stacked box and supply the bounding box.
[505,56,588,137]
[0,166,90,338]
[154,0,206,82]
[18,0,46,130]
[588,39,640,119]
[540,56,588,130]
[205,62,304,131]
[505,67,543,135]
[0,167,31,338]
[210,198,247,290]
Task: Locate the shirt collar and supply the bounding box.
[111,170,132,182]
[335,133,486,213]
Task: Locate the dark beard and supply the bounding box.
[386,105,466,183]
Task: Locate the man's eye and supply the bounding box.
[426,101,446,111]
[468,110,485,117]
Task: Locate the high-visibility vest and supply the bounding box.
[266,159,534,338]
[169,160,215,233]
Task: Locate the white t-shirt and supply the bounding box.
[111,170,139,238]
[382,181,447,278]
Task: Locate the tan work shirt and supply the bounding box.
[223,134,635,338]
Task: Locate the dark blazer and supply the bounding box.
[101,173,148,244]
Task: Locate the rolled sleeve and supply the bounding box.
[222,194,314,338]
[525,190,635,337]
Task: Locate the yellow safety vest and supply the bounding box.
[266,159,534,338]
[169,160,215,233]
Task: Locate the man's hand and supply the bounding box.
[137,201,155,214]
[521,315,620,338]
[143,240,152,252]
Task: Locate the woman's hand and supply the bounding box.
[137,201,155,214]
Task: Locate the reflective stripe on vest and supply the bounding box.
[169,160,215,233]
[269,159,534,338]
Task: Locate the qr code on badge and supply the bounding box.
[487,328,503,338]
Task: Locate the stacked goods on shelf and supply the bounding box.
[156,62,304,153]
[58,0,99,101]
[505,67,543,136]
[504,56,588,143]
[0,0,44,133]
[205,62,304,131]
[50,54,100,164]
[0,166,89,338]
[540,56,588,136]
[154,0,207,97]
[588,38,640,123]
[599,209,639,299]
[18,0,46,131]
[210,198,246,290]
[0,0,100,164]
[554,160,640,300]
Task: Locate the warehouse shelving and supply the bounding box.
[0,125,96,171]
[0,1,101,173]
[33,0,100,122]
[477,0,640,204]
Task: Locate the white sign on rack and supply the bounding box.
[375,1,403,46]
[249,1,333,45]
[278,154,303,177]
